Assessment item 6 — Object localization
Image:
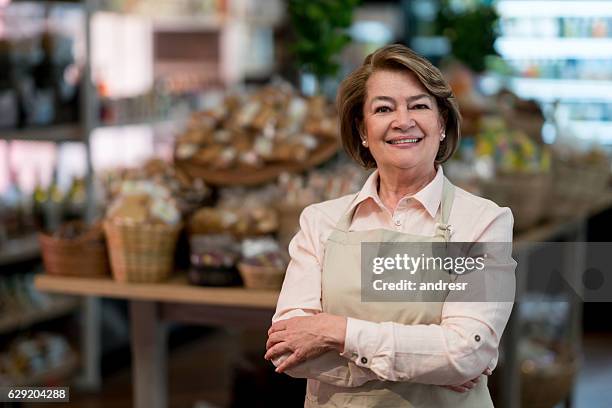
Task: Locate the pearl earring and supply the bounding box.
[362,139,368,147]
[440,133,446,141]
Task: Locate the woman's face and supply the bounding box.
[361,69,444,175]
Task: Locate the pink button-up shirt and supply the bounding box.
[272,166,516,386]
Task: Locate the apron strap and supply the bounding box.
[435,177,456,241]
[439,177,455,225]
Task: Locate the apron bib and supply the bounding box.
[305,177,493,408]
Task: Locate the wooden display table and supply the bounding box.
[34,274,278,408]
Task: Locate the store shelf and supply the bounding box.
[4,352,80,387]
[95,116,177,129]
[0,124,83,143]
[0,235,40,267]
[505,78,612,102]
[497,0,612,18]
[495,38,612,59]
[175,139,339,186]
[34,274,279,309]
[0,297,80,335]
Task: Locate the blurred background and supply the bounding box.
[1,0,611,407]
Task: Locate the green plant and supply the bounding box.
[436,0,499,72]
[288,0,360,84]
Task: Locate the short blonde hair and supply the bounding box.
[337,44,461,168]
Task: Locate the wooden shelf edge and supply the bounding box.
[0,234,41,266]
[0,124,83,143]
[0,298,80,335]
[34,274,278,309]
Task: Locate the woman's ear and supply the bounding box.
[356,118,368,146]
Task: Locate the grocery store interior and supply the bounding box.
[1,0,612,407]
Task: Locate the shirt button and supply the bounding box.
[394,218,401,226]
[475,335,481,342]
[360,357,368,364]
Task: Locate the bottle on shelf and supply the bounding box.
[1,166,25,239]
[62,177,86,222]
[43,167,64,233]
[32,171,48,231]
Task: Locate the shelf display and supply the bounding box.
[0,3,84,130]
[518,295,577,408]
[0,273,77,333]
[173,84,340,186]
[474,117,551,231]
[0,332,78,387]
[493,0,612,146]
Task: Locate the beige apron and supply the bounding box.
[305,177,493,408]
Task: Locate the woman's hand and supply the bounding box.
[442,368,492,393]
[264,313,347,373]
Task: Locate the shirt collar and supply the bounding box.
[348,166,445,219]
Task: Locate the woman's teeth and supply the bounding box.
[388,138,421,144]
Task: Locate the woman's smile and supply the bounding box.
[385,136,424,148]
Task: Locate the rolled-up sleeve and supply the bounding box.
[271,204,377,387]
[340,207,516,385]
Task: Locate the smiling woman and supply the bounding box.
[265,44,516,408]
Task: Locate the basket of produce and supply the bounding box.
[476,118,551,231]
[237,238,287,290]
[103,182,182,283]
[173,85,340,186]
[39,221,110,278]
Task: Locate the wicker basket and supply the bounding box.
[480,173,551,232]
[521,358,577,408]
[103,220,182,283]
[549,159,610,218]
[39,223,110,278]
[238,262,285,290]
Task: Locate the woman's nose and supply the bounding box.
[391,109,416,131]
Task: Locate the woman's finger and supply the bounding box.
[264,341,292,361]
[266,331,286,350]
[268,321,287,335]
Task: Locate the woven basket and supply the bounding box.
[39,223,110,278]
[238,262,285,290]
[480,173,551,232]
[549,159,610,218]
[521,358,577,408]
[103,220,182,283]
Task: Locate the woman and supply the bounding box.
[265,44,515,407]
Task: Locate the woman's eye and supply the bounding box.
[411,104,430,110]
[375,106,391,113]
